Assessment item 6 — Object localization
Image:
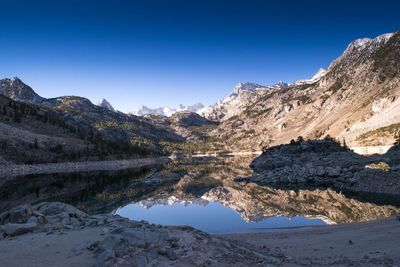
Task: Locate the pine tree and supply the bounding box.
[394,131,400,146]
[13,112,22,123]
[342,138,348,148]
[34,138,39,149]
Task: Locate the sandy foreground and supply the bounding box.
[225,217,400,266]
[0,204,399,267]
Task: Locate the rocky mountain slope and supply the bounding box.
[201,31,400,150]
[0,78,184,164]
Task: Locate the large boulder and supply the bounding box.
[1,222,37,236]
[32,202,87,218]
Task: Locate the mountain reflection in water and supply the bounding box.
[0,156,399,233]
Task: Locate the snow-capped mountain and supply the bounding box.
[134,103,204,117]
[97,98,115,111]
[199,32,395,123]
[201,31,400,149]
[199,67,331,122]
[198,81,289,121]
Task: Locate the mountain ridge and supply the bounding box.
[199,31,400,150]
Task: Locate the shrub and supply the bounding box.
[365,162,390,171]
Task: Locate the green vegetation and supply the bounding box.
[243,108,272,119]
[365,162,390,171]
[282,95,312,105]
[327,77,344,94]
[161,137,224,154]
[371,32,400,80]
[356,123,400,146]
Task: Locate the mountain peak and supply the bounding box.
[10,76,21,82]
[233,82,264,94]
[349,32,394,49]
[329,32,395,71]
[97,98,115,111]
[0,77,43,103]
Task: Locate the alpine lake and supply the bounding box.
[1,155,399,234]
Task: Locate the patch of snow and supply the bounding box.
[296,68,327,85]
[352,38,371,48]
[374,32,394,43]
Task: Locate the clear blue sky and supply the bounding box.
[1,0,399,112]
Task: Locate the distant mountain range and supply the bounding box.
[134,103,204,117]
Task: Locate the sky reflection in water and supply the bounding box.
[116,201,325,234]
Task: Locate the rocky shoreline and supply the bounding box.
[0,202,282,266]
[0,202,399,266]
[0,157,170,186]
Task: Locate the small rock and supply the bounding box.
[95,249,114,266]
[326,166,341,177]
[27,216,38,224]
[158,248,177,261]
[87,241,101,251]
[110,227,124,234]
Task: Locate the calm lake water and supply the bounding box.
[116,201,325,234]
[1,155,399,233]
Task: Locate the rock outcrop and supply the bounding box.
[248,140,400,197]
